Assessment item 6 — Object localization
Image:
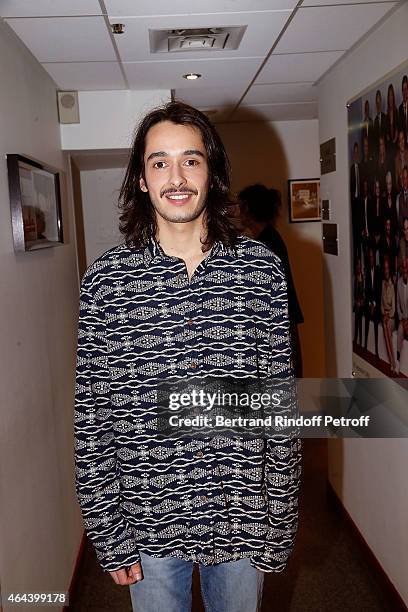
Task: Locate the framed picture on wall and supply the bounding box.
[348,63,408,378]
[288,178,321,223]
[7,154,64,252]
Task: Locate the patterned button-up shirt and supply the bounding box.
[74,234,302,573]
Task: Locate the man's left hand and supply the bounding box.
[109,562,143,585]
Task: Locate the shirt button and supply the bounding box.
[200,495,208,502]
[196,451,204,458]
[191,361,197,369]
[187,319,193,325]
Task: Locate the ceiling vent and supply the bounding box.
[149,26,246,54]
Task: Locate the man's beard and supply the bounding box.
[151,195,207,224]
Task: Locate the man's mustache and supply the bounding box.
[160,187,198,197]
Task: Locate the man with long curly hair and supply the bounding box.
[74,101,301,612]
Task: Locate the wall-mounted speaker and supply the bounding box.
[57,91,80,124]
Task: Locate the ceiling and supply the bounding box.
[0,0,400,122]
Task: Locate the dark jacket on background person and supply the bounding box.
[364,263,382,319]
[257,225,304,325]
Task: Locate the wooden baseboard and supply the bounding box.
[64,531,86,611]
[327,482,408,612]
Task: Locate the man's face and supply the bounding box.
[403,81,408,104]
[140,120,209,225]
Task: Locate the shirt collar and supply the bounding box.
[142,234,227,269]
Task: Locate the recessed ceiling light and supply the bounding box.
[111,23,125,34]
[183,73,202,80]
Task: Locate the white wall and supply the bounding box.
[80,167,125,266]
[318,2,408,604]
[218,120,325,377]
[61,89,171,150]
[0,21,82,609]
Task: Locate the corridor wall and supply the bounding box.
[317,2,408,604]
[0,20,82,607]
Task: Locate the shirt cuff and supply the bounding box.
[249,549,291,573]
[100,550,141,573]
[94,537,141,573]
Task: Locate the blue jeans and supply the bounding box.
[129,551,264,612]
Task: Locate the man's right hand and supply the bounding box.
[109,561,143,585]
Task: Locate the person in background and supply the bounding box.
[379,215,398,285]
[396,256,408,375]
[350,141,362,264]
[376,136,387,198]
[398,217,408,271]
[238,183,304,377]
[395,129,408,192]
[353,258,365,346]
[364,246,381,358]
[386,83,399,157]
[371,178,382,251]
[373,89,387,161]
[360,134,373,189]
[397,166,408,236]
[398,74,408,144]
[360,178,372,263]
[361,99,374,159]
[381,254,396,373]
[381,170,398,241]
